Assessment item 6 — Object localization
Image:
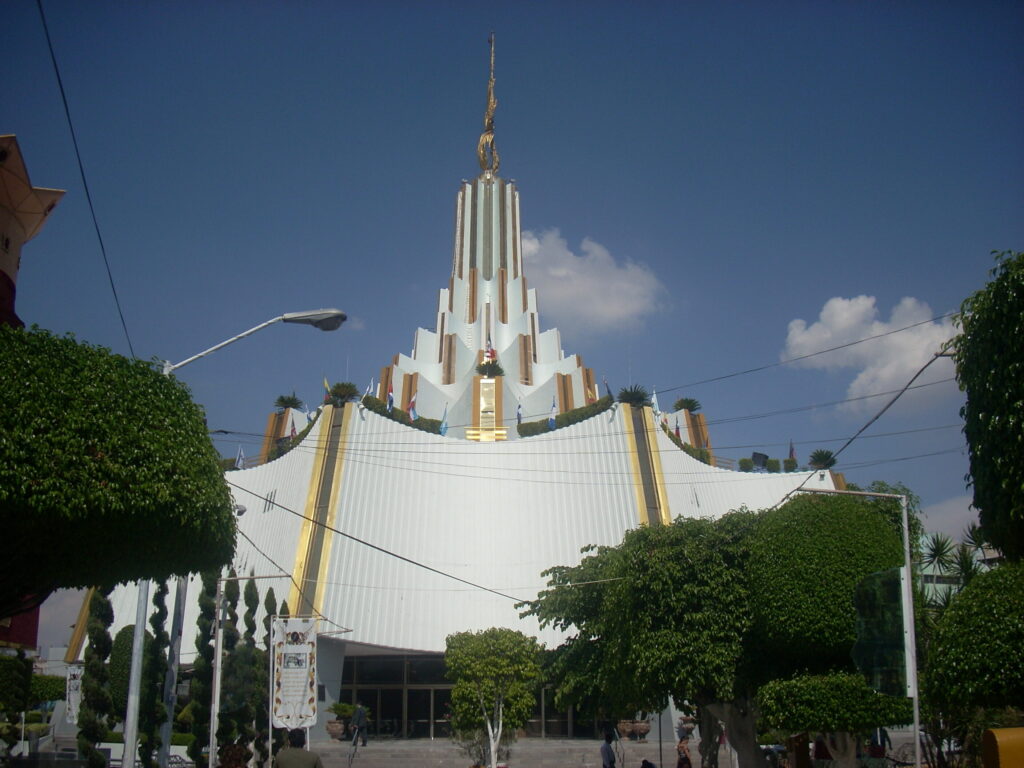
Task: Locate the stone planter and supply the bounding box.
[325,720,347,740]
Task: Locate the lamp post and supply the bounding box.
[119,309,346,768]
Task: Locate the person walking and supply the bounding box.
[274,729,323,768]
[600,732,616,768]
[351,700,368,747]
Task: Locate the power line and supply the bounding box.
[36,0,136,357]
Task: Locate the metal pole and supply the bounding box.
[209,578,225,768]
[121,581,150,768]
[900,496,922,768]
[157,577,188,768]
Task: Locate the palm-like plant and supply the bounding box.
[329,382,360,404]
[950,542,982,588]
[617,384,651,408]
[274,392,303,412]
[922,532,955,572]
[808,448,836,469]
[673,397,701,413]
[476,361,505,378]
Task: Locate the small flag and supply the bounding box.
[789,440,796,461]
[290,417,297,439]
[408,392,418,421]
[485,335,497,361]
[674,418,681,439]
[516,402,522,425]
[587,386,596,404]
[234,445,245,470]
[652,387,661,416]
[323,377,331,402]
[548,397,557,430]
[440,403,448,436]
[364,378,373,399]
[386,382,394,413]
[603,376,613,399]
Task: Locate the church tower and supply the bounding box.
[377,37,598,440]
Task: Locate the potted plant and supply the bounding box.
[326,702,355,739]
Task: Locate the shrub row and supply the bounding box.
[361,396,443,435]
[517,396,615,438]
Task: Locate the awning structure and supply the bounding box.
[0,135,65,243]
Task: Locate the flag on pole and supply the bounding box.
[234,445,245,470]
[516,403,522,425]
[290,416,297,439]
[485,335,497,361]
[323,377,331,402]
[548,397,557,430]
[788,440,796,461]
[408,392,418,421]
[440,403,448,436]
[603,376,613,399]
[674,418,681,439]
[386,382,394,413]
[364,378,374,399]
[652,387,661,416]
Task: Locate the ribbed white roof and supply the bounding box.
[102,405,833,658]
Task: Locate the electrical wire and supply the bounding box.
[36,0,136,357]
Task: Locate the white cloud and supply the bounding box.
[922,494,977,539]
[521,228,667,340]
[783,295,956,411]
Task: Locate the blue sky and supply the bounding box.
[10,0,1023,576]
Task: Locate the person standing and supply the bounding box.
[274,729,323,768]
[351,700,368,747]
[600,732,616,768]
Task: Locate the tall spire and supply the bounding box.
[476,33,500,175]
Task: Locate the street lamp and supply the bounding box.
[120,309,346,768]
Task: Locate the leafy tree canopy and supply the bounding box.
[758,671,912,735]
[0,327,235,616]
[924,561,1024,710]
[445,628,541,768]
[747,493,903,679]
[952,250,1024,560]
[476,361,505,378]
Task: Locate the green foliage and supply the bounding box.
[0,652,32,719]
[517,395,614,437]
[845,480,925,556]
[361,396,443,435]
[273,393,303,411]
[79,587,115,768]
[328,702,355,719]
[31,674,66,705]
[0,326,235,611]
[109,625,141,719]
[925,562,1024,710]
[617,384,650,407]
[808,448,836,469]
[747,493,903,679]
[445,628,542,768]
[139,581,169,768]
[758,671,912,733]
[738,458,754,472]
[189,572,218,768]
[673,397,701,413]
[475,361,505,378]
[765,458,780,473]
[783,458,798,473]
[952,250,1024,560]
[328,382,359,406]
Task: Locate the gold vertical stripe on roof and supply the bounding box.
[311,401,356,615]
[64,587,96,662]
[641,407,672,525]
[619,404,650,526]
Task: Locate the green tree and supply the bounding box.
[189,572,218,768]
[79,588,115,768]
[445,628,542,768]
[952,250,1024,560]
[29,674,67,706]
[808,449,836,469]
[0,651,32,750]
[139,582,169,768]
[673,397,701,413]
[0,326,235,618]
[617,384,650,408]
[273,393,303,412]
[758,672,912,768]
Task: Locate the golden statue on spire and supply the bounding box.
[476,32,500,174]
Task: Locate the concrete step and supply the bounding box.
[311,736,693,768]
